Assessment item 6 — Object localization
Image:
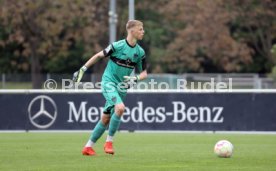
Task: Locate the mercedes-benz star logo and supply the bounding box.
[28,95,57,129]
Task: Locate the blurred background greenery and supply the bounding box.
[0,0,275,88]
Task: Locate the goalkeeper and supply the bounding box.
[73,20,147,156]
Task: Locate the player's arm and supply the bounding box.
[137,69,148,81]
[137,55,148,81]
[84,51,105,68]
[72,51,104,82]
[72,45,114,82]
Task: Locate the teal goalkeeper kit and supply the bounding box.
[102,39,146,114]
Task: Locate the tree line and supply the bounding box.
[0,0,275,87]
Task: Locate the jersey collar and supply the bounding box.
[125,39,136,48]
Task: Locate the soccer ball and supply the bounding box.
[214,140,234,158]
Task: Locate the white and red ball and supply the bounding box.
[214,140,234,158]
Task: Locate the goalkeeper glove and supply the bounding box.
[72,66,87,83]
[123,75,140,83]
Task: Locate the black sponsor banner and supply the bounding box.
[0,92,276,131]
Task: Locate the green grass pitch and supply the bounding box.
[0,132,276,171]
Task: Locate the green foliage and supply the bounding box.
[44,41,86,73]
[0,24,29,73]
[269,66,276,81]
[268,44,276,80]
[229,0,276,73]
[136,6,173,73]
[271,44,276,56]
[0,0,275,74]
[0,0,108,76]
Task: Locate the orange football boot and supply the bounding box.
[82,146,96,156]
[104,142,114,155]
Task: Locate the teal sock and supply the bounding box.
[90,121,107,143]
[108,113,121,136]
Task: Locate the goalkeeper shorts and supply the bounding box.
[101,81,127,115]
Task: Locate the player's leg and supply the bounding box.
[104,92,126,154]
[107,103,125,140]
[82,103,113,156]
[107,91,126,141]
[104,103,125,155]
[88,114,110,145]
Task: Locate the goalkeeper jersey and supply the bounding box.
[103,39,146,84]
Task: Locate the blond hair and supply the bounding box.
[126,20,143,30]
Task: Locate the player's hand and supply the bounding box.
[123,75,140,83]
[72,66,87,83]
[123,75,140,89]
